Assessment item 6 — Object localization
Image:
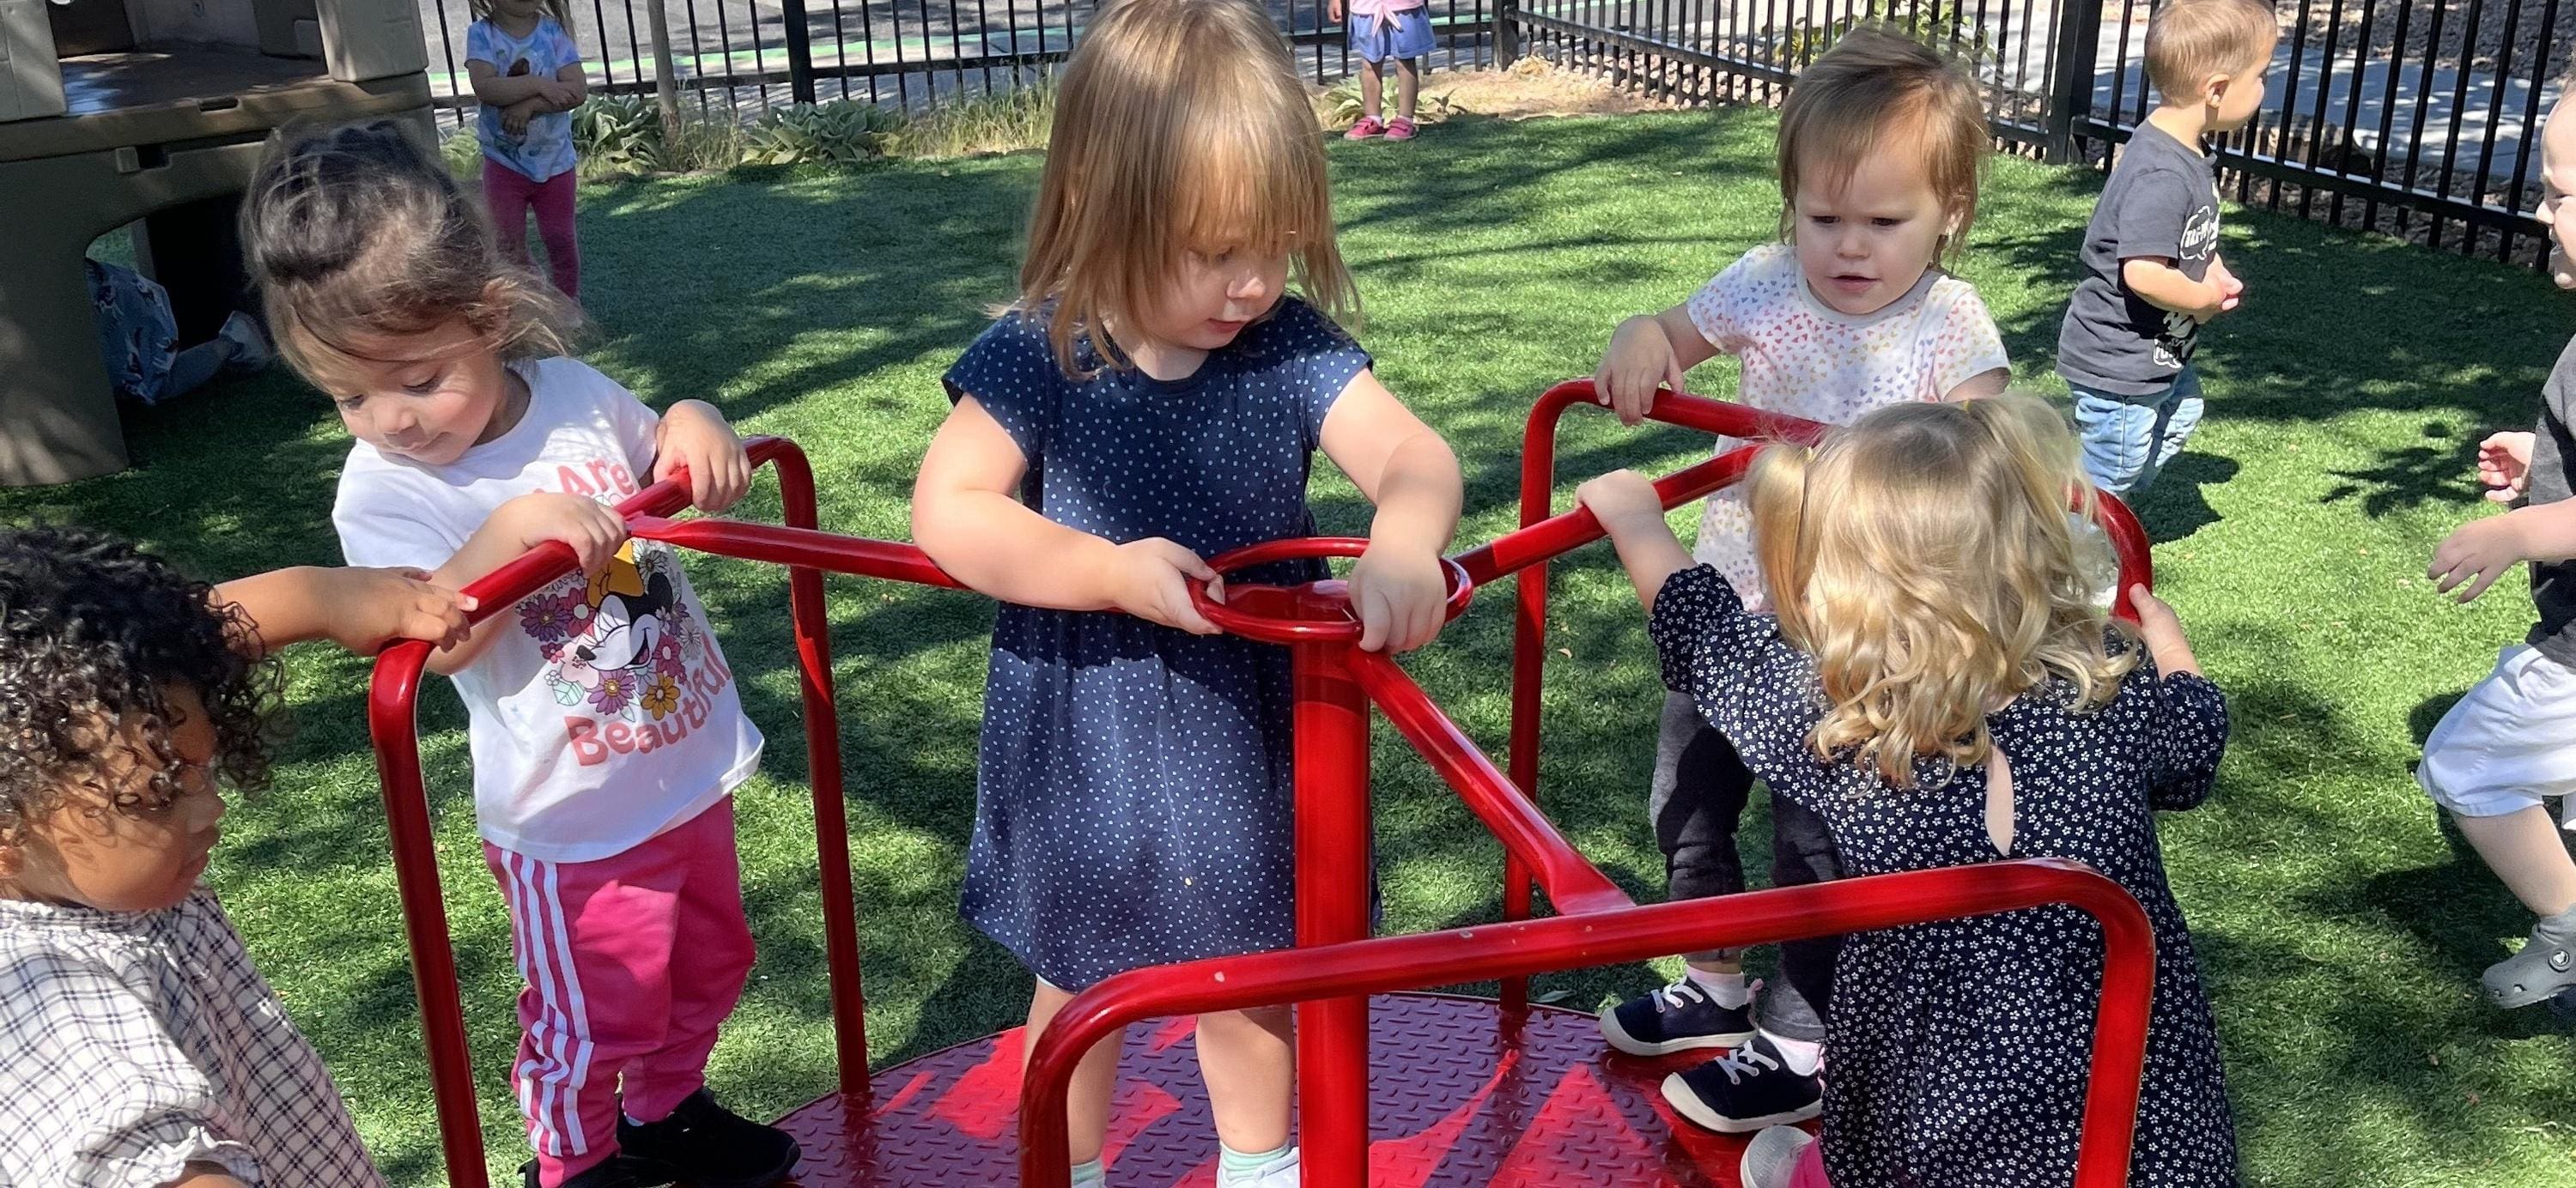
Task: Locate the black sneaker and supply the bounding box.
[1660,1033,1824,1134]
[1599,976,1756,1056]
[616,1089,801,1188]
[519,1155,665,1188]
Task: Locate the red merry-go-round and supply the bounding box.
[365,380,2160,1188]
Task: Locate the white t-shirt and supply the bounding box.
[333,357,763,863]
[1683,242,2010,609]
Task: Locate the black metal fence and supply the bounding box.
[424,0,2567,266]
[422,0,1504,124]
[1502,0,2569,266]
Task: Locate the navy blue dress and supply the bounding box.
[942,299,1371,991]
[1650,565,2239,1186]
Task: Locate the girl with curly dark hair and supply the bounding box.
[0,525,471,1188]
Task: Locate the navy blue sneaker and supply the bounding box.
[1661,1033,1824,1134]
[1599,976,1756,1056]
[616,1089,799,1188]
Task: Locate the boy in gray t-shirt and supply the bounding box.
[2421,94,2576,1015]
[2055,0,2276,498]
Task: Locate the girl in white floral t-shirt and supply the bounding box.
[1583,27,2011,1172]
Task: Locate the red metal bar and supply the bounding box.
[1344,649,1632,916]
[630,515,964,590]
[1020,857,2160,1188]
[365,437,856,1185]
[758,441,872,1097]
[1496,380,2159,1010]
[1291,638,1375,1184]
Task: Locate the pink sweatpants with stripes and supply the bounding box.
[484,797,755,1188]
[483,158,580,300]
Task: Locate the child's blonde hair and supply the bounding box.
[1776,25,1990,261]
[2145,0,2278,105]
[1018,0,1355,378]
[1748,394,2136,785]
[240,119,580,391]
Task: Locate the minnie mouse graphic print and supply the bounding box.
[332,356,763,863]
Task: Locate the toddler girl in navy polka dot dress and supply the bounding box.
[1581,396,2238,1188]
[908,1,1463,1184]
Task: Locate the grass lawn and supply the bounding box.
[9,106,2574,1185]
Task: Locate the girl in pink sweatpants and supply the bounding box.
[249,119,795,1188]
[465,0,587,299]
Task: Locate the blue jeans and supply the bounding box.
[2071,366,2204,497]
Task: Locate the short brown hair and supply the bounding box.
[2145,0,2277,104]
[1018,0,1354,378]
[1777,26,1991,259]
[241,119,580,393]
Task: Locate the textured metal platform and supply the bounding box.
[770,992,1770,1185]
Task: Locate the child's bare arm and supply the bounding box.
[210,567,477,657]
[1320,370,1464,652]
[1941,368,2011,401]
[1577,470,1692,611]
[550,61,589,106]
[169,1164,250,1188]
[913,397,1221,633]
[416,494,630,675]
[1595,305,1722,426]
[2431,499,2576,603]
[2120,257,2227,322]
[466,59,557,106]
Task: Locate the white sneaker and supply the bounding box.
[1739,1124,1815,1188]
[1219,1146,1299,1187]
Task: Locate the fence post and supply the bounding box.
[781,0,817,103]
[2043,0,2104,161]
[1494,2,1517,68]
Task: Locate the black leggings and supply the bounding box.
[1650,692,1842,1044]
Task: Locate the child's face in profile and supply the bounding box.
[313,317,524,468]
[1790,143,1959,318]
[2,686,228,913]
[2205,40,2276,133]
[2538,100,2576,289]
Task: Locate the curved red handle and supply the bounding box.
[1188,536,1474,644]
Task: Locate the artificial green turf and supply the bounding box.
[9,106,2573,1184]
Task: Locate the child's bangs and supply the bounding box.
[1174,108,1328,260]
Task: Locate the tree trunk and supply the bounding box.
[646,0,682,145]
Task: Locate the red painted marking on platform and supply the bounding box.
[1100,1081,1184,1168]
[1370,1051,1516,1188]
[936,1028,1028,1141]
[873,1069,935,1118]
[1145,1015,1198,1055]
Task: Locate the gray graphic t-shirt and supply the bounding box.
[2057,123,2221,397]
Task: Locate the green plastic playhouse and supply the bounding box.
[0,0,434,485]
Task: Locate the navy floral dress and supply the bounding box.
[1649,564,2239,1186]
[941,299,1370,992]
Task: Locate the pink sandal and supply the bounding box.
[1384,118,1417,141]
[1345,116,1387,140]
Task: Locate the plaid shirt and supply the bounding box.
[0,888,385,1187]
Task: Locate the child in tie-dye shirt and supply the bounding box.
[1583,27,2010,1171]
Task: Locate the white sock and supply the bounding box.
[1683,966,1751,1009]
[1071,1157,1107,1187]
[1217,1142,1294,1185]
[1765,1031,1822,1076]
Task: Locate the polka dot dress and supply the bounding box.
[941,299,1370,993]
[1648,565,2239,1185]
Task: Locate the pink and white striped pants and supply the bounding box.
[483,797,756,1188]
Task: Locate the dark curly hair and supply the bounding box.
[0,526,280,846]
